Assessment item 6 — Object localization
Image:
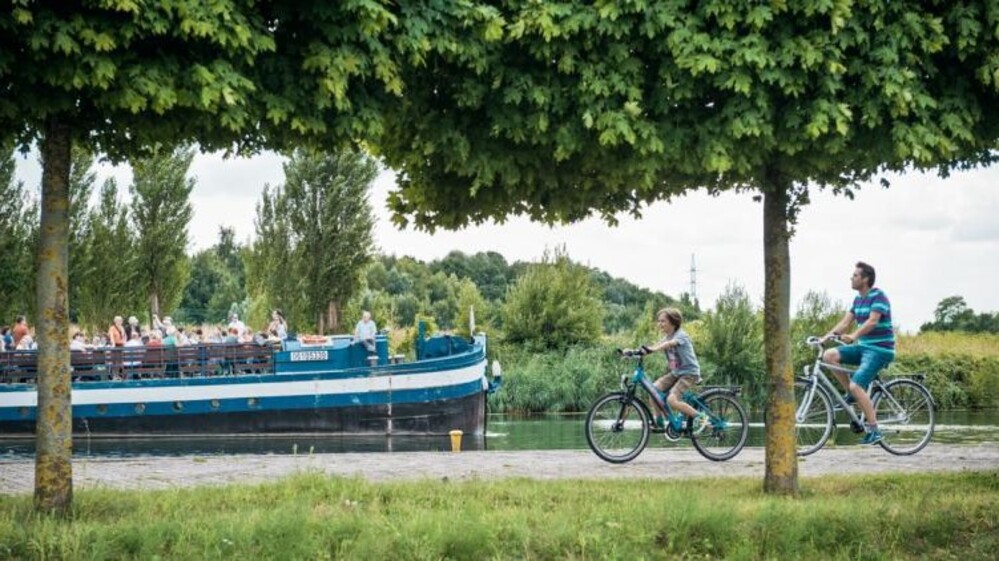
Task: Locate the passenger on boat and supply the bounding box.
[223,327,240,344]
[228,313,247,337]
[123,331,143,370]
[12,315,29,348]
[125,316,141,340]
[267,309,288,340]
[108,316,126,347]
[70,331,90,352]
[354,310,378,353]
[1,326,12,350]
[16,334,35,350]
[146,331,163,347]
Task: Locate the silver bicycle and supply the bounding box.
[795,336,935,456]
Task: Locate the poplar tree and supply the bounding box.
[67,148,96,325]
[75,178,137,332]
[130,147,195,320]
[247,149,377,333]
[0,151,37,323]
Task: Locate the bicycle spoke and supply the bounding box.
[585,393,650,463]
[793,380,834,456]
[690,392,748,461]
[874,380,935,456]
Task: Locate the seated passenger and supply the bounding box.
[354,310,377,354]
[267,309,288,340]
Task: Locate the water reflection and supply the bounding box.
[1,433,483,459]
[1,410,994,459]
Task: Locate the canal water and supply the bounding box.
[2,410,996,459]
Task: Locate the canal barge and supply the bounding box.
[0,330,498,437]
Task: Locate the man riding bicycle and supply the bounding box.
[820,261,895,445]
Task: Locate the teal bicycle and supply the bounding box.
[585,349,749,463]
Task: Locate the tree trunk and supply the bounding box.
[762,183,798,495]
[317,311,325,335]
[327,300,339,333]
[150,292,160,322]
[35,121,73,514]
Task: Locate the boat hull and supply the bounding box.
[1,352,489,438]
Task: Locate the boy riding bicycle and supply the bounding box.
[820,261,895,445]
[630,308,710,434]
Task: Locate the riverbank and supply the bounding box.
[3,443,997,495]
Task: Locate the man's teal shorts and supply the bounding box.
[837,344,894,389]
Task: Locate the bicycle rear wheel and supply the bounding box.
[690,391,749,461]
[585,392,650,463]
[794,380,834,456]
[873,379,935,455]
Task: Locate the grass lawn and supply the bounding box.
[2,470,997,560]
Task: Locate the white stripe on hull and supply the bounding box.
[0,360,487,408]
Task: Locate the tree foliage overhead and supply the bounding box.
[378,1,999,228]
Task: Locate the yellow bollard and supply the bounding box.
[449,429,463,453]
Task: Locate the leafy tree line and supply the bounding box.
[1,147,194,333]
[920,296,999,334]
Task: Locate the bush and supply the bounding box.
[501,248,604,351]
[488,340,631,413]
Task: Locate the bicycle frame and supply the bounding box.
[798,340,911,426]
[798,358,868,427]
[622,355,694,431]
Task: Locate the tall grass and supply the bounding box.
[491,331,999,413]
[1,471,997,560]
[897,331,999,358]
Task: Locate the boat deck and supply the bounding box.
[0,343,276,384]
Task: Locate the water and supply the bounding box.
[487,409,999,450]
[1,410,995,459]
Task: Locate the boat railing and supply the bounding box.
[0,343,276,384]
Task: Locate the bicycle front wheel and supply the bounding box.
[873,379,935,455]
[585,392,650,464]
[690,391,749,461]
[794,380,834,456]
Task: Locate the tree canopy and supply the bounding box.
[380,1,999,228]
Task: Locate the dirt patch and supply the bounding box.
[2,443,997,496]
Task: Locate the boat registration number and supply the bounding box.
[290,351,329,362]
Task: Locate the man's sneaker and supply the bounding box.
[860,427,884,445]
[831,394,856,412]
[692,412,711,435]
[651,415,666,432]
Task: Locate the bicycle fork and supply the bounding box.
[796,376,816,424]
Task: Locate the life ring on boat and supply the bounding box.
[300,335,327,345]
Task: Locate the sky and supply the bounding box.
[13,151,999,332]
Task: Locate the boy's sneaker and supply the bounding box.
[651,415,666,432]
[860,427,884,445]
[692,412,711,435]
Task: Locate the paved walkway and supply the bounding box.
[2,443,997,495]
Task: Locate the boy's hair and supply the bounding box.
[855,261,876,287]
[657,307,683,329]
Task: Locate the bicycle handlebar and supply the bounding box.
[805,335,843,347]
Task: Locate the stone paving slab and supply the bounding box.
[2,443,997,496]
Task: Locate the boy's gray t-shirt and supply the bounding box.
[660,329,700,378]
